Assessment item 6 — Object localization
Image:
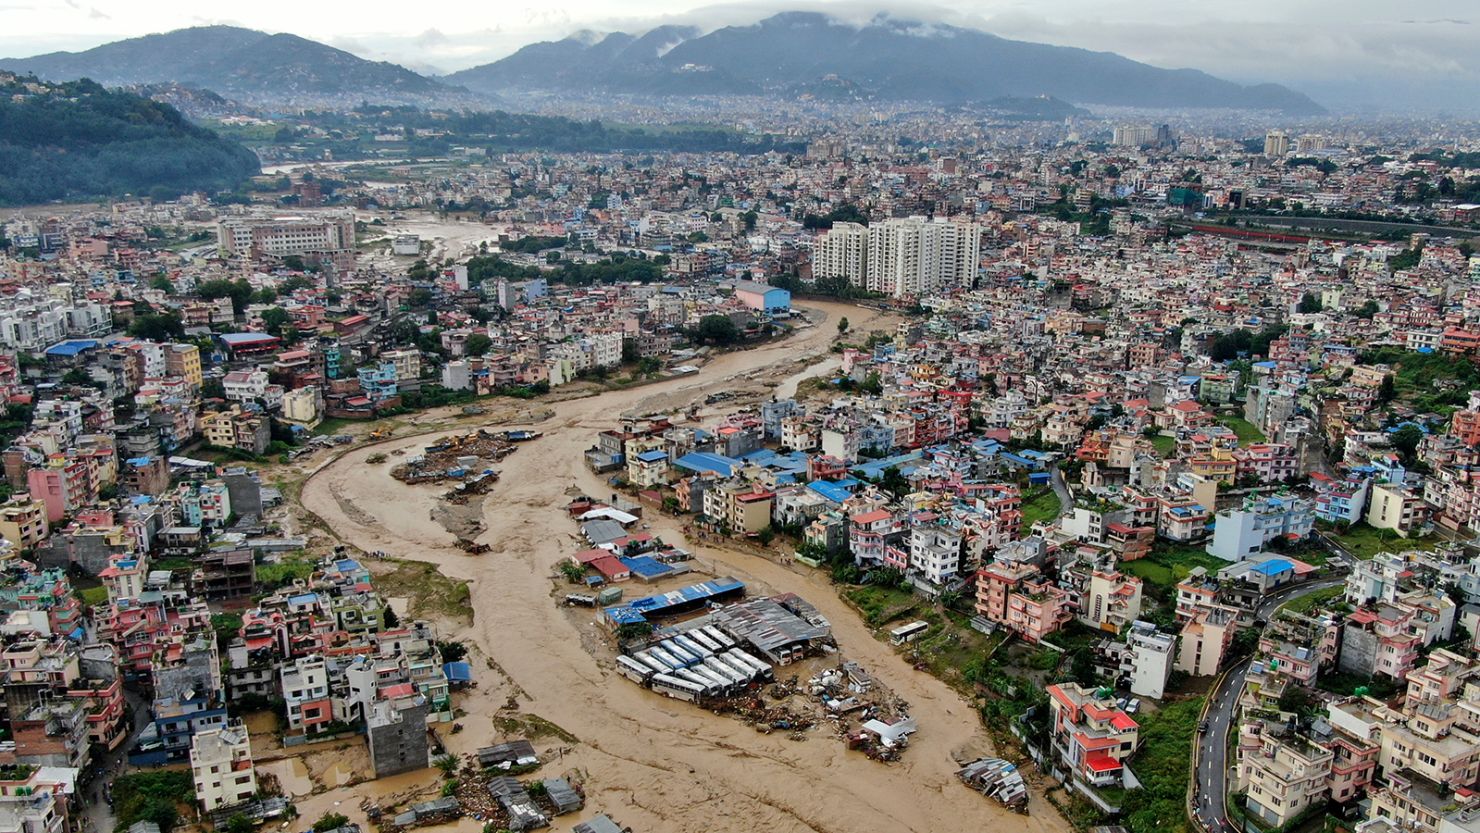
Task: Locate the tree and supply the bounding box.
[225,814,256,833]
[313,813,350,833]
[464,333,492,357]
[1378,375,1396,403]
[434,753,460,776]
[149,274,175,293]
[695,314,738,345]
[837,316,850,335]
[197,278,255,314]
[1391,424,1425,460]
[879,465,910,498]
[437,640,468,663]
[1297,292,1323,313]
[260,307,291,337]
[127,311,185,341]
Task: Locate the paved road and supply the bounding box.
[1050,467,1073,517]
[1191,557,1352,833]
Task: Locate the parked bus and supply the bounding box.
[652,674,707,703]
[890,621,930,645]
[633,652,671,674]
[671,635,713,659]
[728,648,773,680]
[700,626,737,650]
[615,655,654,683]
[686,629,722,653]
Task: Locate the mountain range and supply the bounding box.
[0,13,1322,114]
[0,26,476,109]
[447,12,1322,114]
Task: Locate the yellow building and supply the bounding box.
[0,495,49,549]
[166,343,203,387]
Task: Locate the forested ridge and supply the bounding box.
[0,72,260,205]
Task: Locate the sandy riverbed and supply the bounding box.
[297,302,1071,833]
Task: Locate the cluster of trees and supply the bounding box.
[1207,324,1288,362]
[127,311,186,341]
[767,273,882,301]
[113,771,196,833]
[689,314,739,345]
[463,253,663,288]
[502,235,568,253]
[0,75,259,205]
[800,203,869,229]
[1359,345,1480,414]
[1286,156,1339,174]
[1389,243,1424,271]
[272,106,804,158]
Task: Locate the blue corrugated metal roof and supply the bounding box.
[674,451,739,477]
[635,450,670,463]
[619,556,671,578]
[44,339,99,356]
[1251,559,1294,575]
[443,661,473,682]
[807,480,853,504]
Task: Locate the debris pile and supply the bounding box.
[958,757,1029,811]
[391,430,523,485]
[806,663,915,762]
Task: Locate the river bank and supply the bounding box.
[292,301,1073,833]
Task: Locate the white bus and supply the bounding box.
[671,635,713,660]
[890,621,930,645]
[713,653,757,682]
[652,674,707,703]
[634,652,671,674]
[615,655,654,683]
[700,658,746,688]
[701,626,737,650]
[728,648,774,680]
[686,629,723,653]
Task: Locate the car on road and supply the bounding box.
[1199,720,1209,733]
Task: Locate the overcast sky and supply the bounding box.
[1,0,1476,110]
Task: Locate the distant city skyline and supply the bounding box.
[1,0,1476,111]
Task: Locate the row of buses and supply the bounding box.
[614,625,774,703]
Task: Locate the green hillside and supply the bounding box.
[0,72,260,205]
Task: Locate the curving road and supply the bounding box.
[1191,543,1355,833]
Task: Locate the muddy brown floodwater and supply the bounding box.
[299,302,1074,833]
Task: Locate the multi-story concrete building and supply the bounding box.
[1045,682,1141,788]
[217,214,356,271]
[190,721,258,813]
[865,217,982,298]
[812,222,869,285]
[1240,731,1334,827]
[1207,494,1314,561]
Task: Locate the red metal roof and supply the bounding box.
[1085,752,1122,773]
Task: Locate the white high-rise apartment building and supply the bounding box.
[813,221,869,286]
[1263,130,1291,157]
[866,217,982,298]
